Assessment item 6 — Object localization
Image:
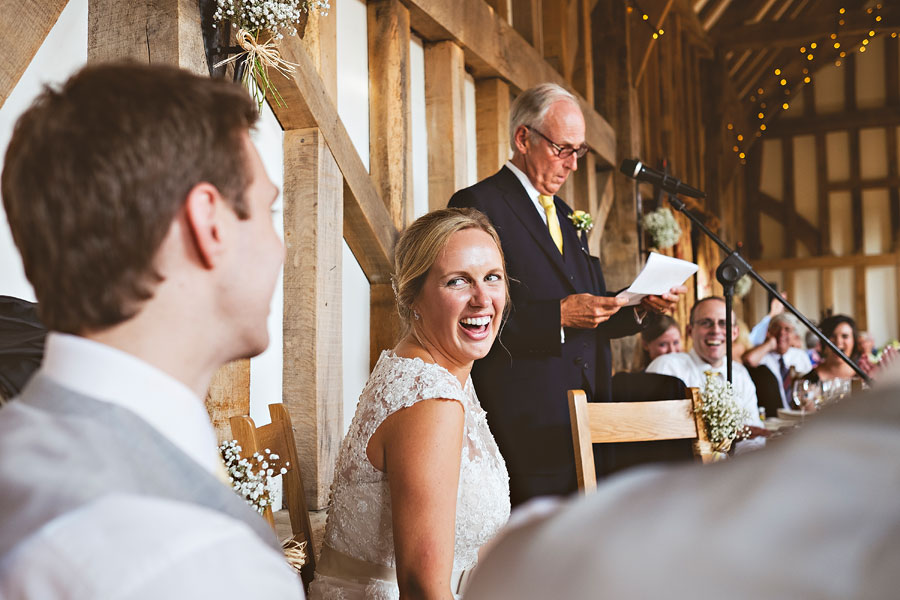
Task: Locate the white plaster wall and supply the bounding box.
[859,127,888,179]
[410,35,429,220]
[825,131,849,181]
[336,0,371,434]
[464,72,478,188]
[866,266,897,347]
[759,138,782,200]
[831,267,854,316]
[0,0,89,302]
[794,269,820,322]
[814,62,844,114]
[862,188,891,255]
[856,35,886,110]
[828,191,853,256]
[248,102,285,426]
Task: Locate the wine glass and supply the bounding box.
[791,379,820,411]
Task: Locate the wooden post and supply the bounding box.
[0,0,68,109]
[853,265,867,331]
[424,40,467,210]
[512,0,543,54]
[283,128,343,509]
[475,78,511,181]
[368,0,412,369]
[594,0,642,370]
[484,0,512,24]
[368,0,413,231]
[571,0,594,103]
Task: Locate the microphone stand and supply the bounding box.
[661,193,873,387]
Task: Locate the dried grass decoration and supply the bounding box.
[696,371,750,454]
[213,0,330,109]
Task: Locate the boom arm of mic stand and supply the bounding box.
[664,194,873,386]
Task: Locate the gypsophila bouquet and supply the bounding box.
[213,0,330,108]
[219,439,288,514]
[568,210,594,233]
[697,371,751,452]
[641,207,682,250]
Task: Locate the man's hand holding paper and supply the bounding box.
[617,253,698,310]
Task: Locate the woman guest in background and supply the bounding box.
[308,208,511,600]
[634,314,682,371]
[803,314,860,383]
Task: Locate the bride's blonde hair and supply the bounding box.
[392,208,509,337]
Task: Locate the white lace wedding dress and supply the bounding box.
[308,351,510,599]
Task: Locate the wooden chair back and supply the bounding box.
[230,403,316,588]
[568,387,713,492]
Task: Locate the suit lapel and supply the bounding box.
[495,169,574,287]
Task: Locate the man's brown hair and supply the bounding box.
[2,63,258,333]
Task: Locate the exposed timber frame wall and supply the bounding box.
[744,33,900,345]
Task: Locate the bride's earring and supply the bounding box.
[413,310,420,321]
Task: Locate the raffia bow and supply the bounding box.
[214,28,297,78]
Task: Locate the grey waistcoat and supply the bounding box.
[0,374,280,559]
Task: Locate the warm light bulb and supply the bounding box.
[658,29,664,35]
[811,42,817,49]
[840,51,846,57]
[807,54,814,60]
[876,15,882,22]
[838,19,845,26]
[839,7,845,14]
[758,112,764,119]
[804,76,811,83]
[860,46,867,52]
[642,13,648,20]
[783,102,789,110]
[652,32,658,39]
[780,79,787,85]
[774,68,781,75]
[737,134,744,141]
[760,124,767,131]
[830,33,837,40]
[757,87,764,94]
[863,39,869,45]
[869,30,875,36]
[800,46,806,53]
[835,60,842,66]
[733,145,739,152]
[739,152,746,159]
[727,123,734,130]
[834,42,841,48]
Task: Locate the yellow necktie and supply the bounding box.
[539,195,563,254]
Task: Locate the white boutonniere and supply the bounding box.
[568,210,594,232]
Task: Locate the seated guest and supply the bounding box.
[803,314,860,384]
[462,372,900,600]
[805,330,823,368]
[743,313,812,408]
[309,208,510,599]
[633,313,682,371]
[647,297,766,450]
[732,319,751,363]
[0,65,302,597]
[748,287,785,346]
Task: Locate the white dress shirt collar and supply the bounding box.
[505,160,549,225]
[688,347,727,375]
[40,332,220,476]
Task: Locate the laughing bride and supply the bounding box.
[308,208,511,600]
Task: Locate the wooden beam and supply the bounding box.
[475,78,511,180]
[424,40,467,210]
[368,0,414,230]
[815,132,830,254]
[87,0,206,73]
[571,0,594,103]
[404,0,616,166]
[752,251,899,271]
[821,267,834,314]
[714,6,900,50]
[826,176,900,191]
[854,265,867,331]
[485,0,512,24]
[205,362,250,443]
[757,191,821,253]
[767,106,900,137]
[594,0,642,370]
[369,283,402,369]
[274,35,397,283]
[633,0,676,87]
[0,0,68,109]
[782,136,795,256]
[700,0,734,31]
[512,0,543,54]
[542,0,579,82]
[283,128,343,509]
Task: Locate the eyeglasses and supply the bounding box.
[526,126,589,159]
[693,318,729,330]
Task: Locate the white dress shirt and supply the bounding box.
[0,333,304,600]
[646,349,764,453]
[505,160,551,226]
[759,346,813,408]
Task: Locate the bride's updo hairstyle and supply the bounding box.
[393,207,509,336]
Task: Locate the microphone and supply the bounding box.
[619,159,706,199]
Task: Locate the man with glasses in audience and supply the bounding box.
[450,83,683,505]
[647,296,767,451]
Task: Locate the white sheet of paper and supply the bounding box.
[616,252,698,306]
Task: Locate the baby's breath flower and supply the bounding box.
[642,207,682,250]
[697,372,751,451]
[219,439,285,514]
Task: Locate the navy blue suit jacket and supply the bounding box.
[449,166,642,505]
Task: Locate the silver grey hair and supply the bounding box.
[769,312,800,333]
[508,83,578,151]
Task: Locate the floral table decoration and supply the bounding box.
[696,371,750,456]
